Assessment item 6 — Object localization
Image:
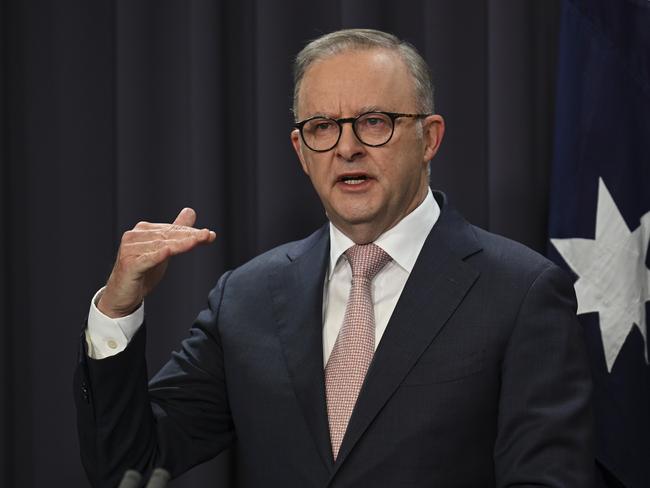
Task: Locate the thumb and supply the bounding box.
[173,207,197,227]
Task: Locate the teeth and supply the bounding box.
[343,179,365,185]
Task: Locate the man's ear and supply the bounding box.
[291,129,310,175]
[422,114,445,162]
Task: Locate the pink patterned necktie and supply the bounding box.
[325,243,392,460]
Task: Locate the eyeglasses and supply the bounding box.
[293,111,431,152]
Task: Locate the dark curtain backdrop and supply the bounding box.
[1,1,561,486]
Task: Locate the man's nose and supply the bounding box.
[335,123,365,161]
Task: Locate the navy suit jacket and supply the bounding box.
[75,192,594,487]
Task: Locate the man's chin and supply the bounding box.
[329,208,392,238]
[331,208,379,227]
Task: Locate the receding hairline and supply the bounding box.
[295,48,416,117]
[292,29,434,121]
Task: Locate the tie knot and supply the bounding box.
[345,243,392,281]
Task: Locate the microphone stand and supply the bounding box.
[117,468,170,488]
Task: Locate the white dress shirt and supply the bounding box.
[322,189,439,364]
[86,189,440,361]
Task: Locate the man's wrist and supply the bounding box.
[96,289,141,319]
[86,287,145,359]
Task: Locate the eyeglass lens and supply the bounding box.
[301,112,393,151]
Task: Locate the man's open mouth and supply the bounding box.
[339,175,369,185]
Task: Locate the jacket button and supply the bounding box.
[81,382,89,402]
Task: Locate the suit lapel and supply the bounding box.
[269,226,335,471]
[332,196,483,473]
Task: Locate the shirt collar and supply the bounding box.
[328,188,440,278]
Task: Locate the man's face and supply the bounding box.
[291,48,444,243]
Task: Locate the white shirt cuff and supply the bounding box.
[85,287,144,359]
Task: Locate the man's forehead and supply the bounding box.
[297,48,415,118]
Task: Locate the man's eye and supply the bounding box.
[315,122,333,131]
[307,120,335,133]
[359,115,388,129]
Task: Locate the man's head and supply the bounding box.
[292,29,434,118]
[290,29,445,244]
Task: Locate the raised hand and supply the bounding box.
[97,207,216,318]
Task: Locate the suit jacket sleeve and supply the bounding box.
[494,264,595,487]
[74,271,235,488]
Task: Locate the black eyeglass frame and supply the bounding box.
[293,111,432,152]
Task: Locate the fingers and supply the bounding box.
[128,206,217,245]
[173,207,196,227]
[123,227,215,244]
[123,235,210,263]
[117,207,217,271]
[130,208,215,242]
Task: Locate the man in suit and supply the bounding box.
[75,29,594,487]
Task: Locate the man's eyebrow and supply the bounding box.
[302,106,387,120]
[298,111,335,120]
[357,105,384,114]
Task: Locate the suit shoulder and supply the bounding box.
[461,225,577,330]
[469,225,565,280]
[229,225,328,278]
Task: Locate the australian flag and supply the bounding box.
[547,0,650,486]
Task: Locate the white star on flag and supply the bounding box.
[551,178,650,372]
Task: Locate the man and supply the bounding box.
[75,29,594,487]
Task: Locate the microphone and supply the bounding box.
[144,468,171,488]
[117,470,142,488]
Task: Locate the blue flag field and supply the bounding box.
[548,0,650,486]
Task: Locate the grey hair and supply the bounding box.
[292,28,434,120]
